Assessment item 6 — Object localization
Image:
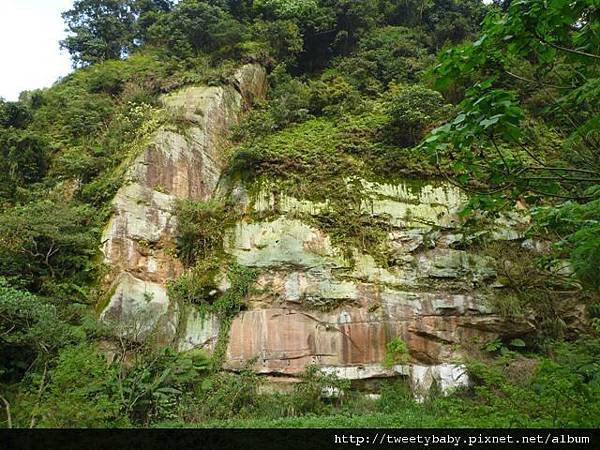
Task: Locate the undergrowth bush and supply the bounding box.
[482,241,587,339]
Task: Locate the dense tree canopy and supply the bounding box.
[61,0,137,66]
[60,0,175,66]
[60,0,487,69]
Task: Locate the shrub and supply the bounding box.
[0,280,74,382]
[308,74,363,116]
[118,346,210,425]
[383,337,410,367]
[174,199,229,267]
[191,368,261,421]
[30,343,125,428]
[386,84,451,147]
[290,364,350,416]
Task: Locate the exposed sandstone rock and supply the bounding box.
[224,218,347,269]
[223,296,534,374]
[100,64,268,341]
[411,364,470,401]
[98,63,537,395]
[177,307,220,352]
[220,182,534,384]
[99,272,177,343]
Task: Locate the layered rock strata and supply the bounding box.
[219,182,532,392]
[100,64,268,344]
[99,65,533,394]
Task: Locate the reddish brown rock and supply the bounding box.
[100,65,268,342]
[224,291,536,375]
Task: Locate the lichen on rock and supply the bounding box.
[99,64,268,345]
[99,62,537,397]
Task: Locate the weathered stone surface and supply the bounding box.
[177,306,220,352]
[259,363,471,397]
[100,64,268,342]
[322,364,410,380]
[102,183,182,283]
[411,364,470,400]
[225,218,347,269]
[224,301,534,374]
[225,219,496,290]
[128,127,223,201]
[357,179,465,228]
[100,273,177,342]
[221,181,533,382]
[98,62,536,394]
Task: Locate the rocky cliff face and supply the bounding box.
[218,181,532,392]
[100,63,267,344]
[99,65,534,394]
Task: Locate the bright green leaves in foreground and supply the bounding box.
[423,0,600,292]
[534,198,600,292]
[424,83,525,189]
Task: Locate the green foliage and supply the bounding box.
[60,0,175,66]
[0,129,49,202]
[61,0,138,66]
[333,27,435,92]
[178,362,350,423]
[290,364,350,416]
[174,199,230,267]
[207,263,257,368]
[0,280,74,382]
[170,196,257,367]
[0,100,33,128]
[212,263,258,320]
[465,340,600,427]
[230,108,435,264]
[189,340,600,428]
[253,0,325,23]
[308,205,392,266]
[235,67,364,140]
[482,338,526,355]
[189,367,261,421]
[15,341,209,427]
[482,241,586,339]
[148,0,246,58]
[30,343,125,427]
[0,200,98,296]
[423,0,487,49]
[231,109,432,191]
[308,73,363,116]
[424,0,600,293]
[534,198,600,292]
[170,259,257,321]
[383,337,410,368]
[387,84,452,147]
[377,380,414,414]
[167,257,223,307]
[249,19,304,64]
[117,346,209,424]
